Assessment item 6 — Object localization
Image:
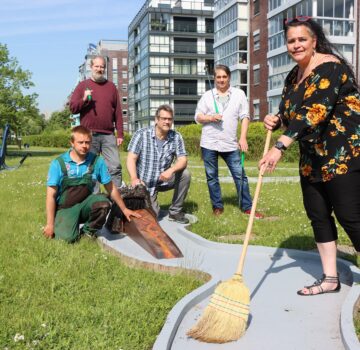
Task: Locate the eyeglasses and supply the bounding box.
[284,15,311,28]
[158,116,173,122]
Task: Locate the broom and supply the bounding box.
[187,129,272,343]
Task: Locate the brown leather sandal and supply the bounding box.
[297,274,341,296]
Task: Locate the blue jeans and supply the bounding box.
[201,148,252,211]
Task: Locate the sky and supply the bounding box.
[0,0,143,117]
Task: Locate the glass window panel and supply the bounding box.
[324,0,333,17]
[240,70,247,84]
[239,36,247,50]
[345,0,354,19]
[334,0,344,17]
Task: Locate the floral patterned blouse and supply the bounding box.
[279,62,360,182]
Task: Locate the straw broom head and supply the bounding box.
[187,273,250,343]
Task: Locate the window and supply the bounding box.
[205,18,214,33]
[150,78,170,95]
[122,110,128,116]
[112,58,118,71]
[253,30,260,51]
[122,57,127,66]
[112,72,118,86]
[174,80,197,95]
[253,101,260,120]
[174,38,197,54]
[173,16,197,32]
[253,0,260,15]
[239,36,247,50]
[174,59,197,75]
[253,64,260,85]
[149,56,169,74]
[149,35,169,53]
[122,97,128,104]
[122,84,127,91]
[122,71,128,79]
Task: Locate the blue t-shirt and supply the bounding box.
[47,150,111,203]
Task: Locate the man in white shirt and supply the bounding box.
[195,64,263,218]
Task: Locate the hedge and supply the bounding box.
[176,122,299,162]
[23,130,71,148]
[23,123,299,162]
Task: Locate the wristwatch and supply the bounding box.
[274,141,287,152]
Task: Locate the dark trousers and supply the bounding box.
[301,171,360,251]
[55,194,110,243]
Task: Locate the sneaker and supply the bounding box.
[168,212,189,224]
[243,209,264,219]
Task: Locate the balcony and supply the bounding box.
[174,43,197,54]
[149,22,215,35]
[174,80,197,96]
[174,87,197,95]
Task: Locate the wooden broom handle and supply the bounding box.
[236,129,272,275]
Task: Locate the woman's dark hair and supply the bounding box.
[284,17,356,80]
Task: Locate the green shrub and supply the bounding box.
[175,122,299,161]
[176,124,202,138]
[23,129,71,148]
[119,132,132,152]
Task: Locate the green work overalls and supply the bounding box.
[54,156,111,243]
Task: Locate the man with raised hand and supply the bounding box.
[69,56,123,188]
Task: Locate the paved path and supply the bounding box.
[98,215,360,350]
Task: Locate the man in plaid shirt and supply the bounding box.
[127,104,191,224]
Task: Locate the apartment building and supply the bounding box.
[128,0,215,132]
[213,0,250,99]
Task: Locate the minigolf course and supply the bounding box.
[98,214,360,350]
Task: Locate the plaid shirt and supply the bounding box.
[127,126,187,195]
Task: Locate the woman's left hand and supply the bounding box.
[258,147,283,173]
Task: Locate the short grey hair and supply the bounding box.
[90,56,106,67]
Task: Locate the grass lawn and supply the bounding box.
[1,147,359,348]
[0,148,202,350]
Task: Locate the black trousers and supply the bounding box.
[301,171,360,252]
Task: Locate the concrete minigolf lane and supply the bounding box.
[98,214,360,350]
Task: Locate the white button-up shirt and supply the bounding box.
[195,86,250,152]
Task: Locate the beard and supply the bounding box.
[91,72,107,83]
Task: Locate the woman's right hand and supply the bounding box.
[264,114,280,131]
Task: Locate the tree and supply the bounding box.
[45,106,72,131]
[0,43,39,140]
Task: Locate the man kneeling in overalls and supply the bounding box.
[43,125,140,243]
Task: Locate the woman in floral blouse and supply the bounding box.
[259,17,360,296]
